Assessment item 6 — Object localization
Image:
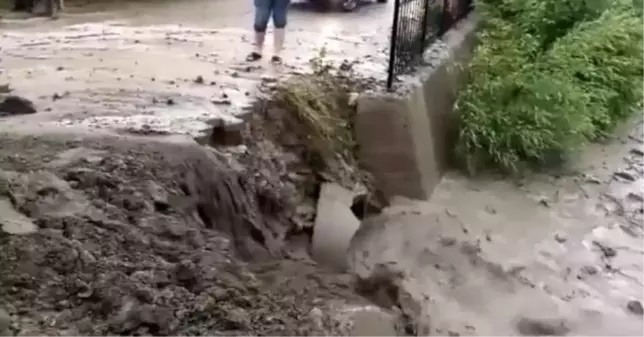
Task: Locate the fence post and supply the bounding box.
[419,0,431,55]
[386,0,402,91]
[439,0,449,36]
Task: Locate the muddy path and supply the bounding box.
[0,132,403,336]
[0,0,389,140]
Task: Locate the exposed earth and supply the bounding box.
[0,1,401,335]
[0,133,403,336]
[1,1,643,336]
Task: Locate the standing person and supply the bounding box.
[247,0,291,64]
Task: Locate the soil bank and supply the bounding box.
[0,131,406,336]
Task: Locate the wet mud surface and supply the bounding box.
[0,134,388,336]
[0,3,400,335]
[0,0,389,139]
[349,119,644,336]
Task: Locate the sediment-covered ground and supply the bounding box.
[0,2,401,335]
[0,133,395,336]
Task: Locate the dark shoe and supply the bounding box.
[246,52,262,62]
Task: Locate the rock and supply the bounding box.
[583,174,602,184]
[515,317,570,336]
[312,182,360,271]
[145,180,170,211]
[554,232,567,243]
[630,148,644,156]
[614,170,636,182]
[211,98,232,105]
[626,300,643,315]
[0,95,37,116]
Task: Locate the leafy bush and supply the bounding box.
[455,0,643,174]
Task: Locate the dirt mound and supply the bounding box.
[0,134,380,336]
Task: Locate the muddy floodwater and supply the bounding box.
[350,119,644,335]
[1,1,643,336]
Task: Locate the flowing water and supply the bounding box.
[350,119,644,335]
[1,1,642,335]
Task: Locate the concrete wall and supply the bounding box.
[355,14,478,201]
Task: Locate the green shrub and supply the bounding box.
[455,0,643,174]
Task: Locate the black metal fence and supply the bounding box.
[386,0,474,90]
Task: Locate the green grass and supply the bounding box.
[455,0,644,175]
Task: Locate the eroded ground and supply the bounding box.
[0,2,401,335]
[0,133,403,336]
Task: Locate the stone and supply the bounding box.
[515,317,570,336]
[0,95,37,116]
[626,300,643,315]
[517,317,570,336]
[312,183,360,271]
[614,170,636,182]
[554,232,567,243]
[629,148,644,156]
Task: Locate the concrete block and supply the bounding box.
[354,14,478,201]
[311,182,360,272]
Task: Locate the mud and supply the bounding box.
[348,118,644,336]
[0,133,399,336]
[0,0,390,141]
[0,3,403,334]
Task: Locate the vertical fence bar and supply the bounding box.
[419,0,431,54]
[386,0,402,91]
[439,0,449,36]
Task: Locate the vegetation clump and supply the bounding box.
[269,49,377,190]
[455,0,643,174]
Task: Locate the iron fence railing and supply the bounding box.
[386,0,474,90]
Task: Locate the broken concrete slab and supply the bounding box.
[312,182,361,271]
[0,197,36,235]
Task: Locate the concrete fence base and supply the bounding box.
[355,14,478,201]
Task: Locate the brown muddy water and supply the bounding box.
[350,119,644,335]
[1,1,643,336]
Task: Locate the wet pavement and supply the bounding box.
[0,0,391,139]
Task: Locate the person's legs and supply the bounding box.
[248,0,273,61]
[271,0,290,63]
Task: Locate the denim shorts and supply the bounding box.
[254,0,291,32]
